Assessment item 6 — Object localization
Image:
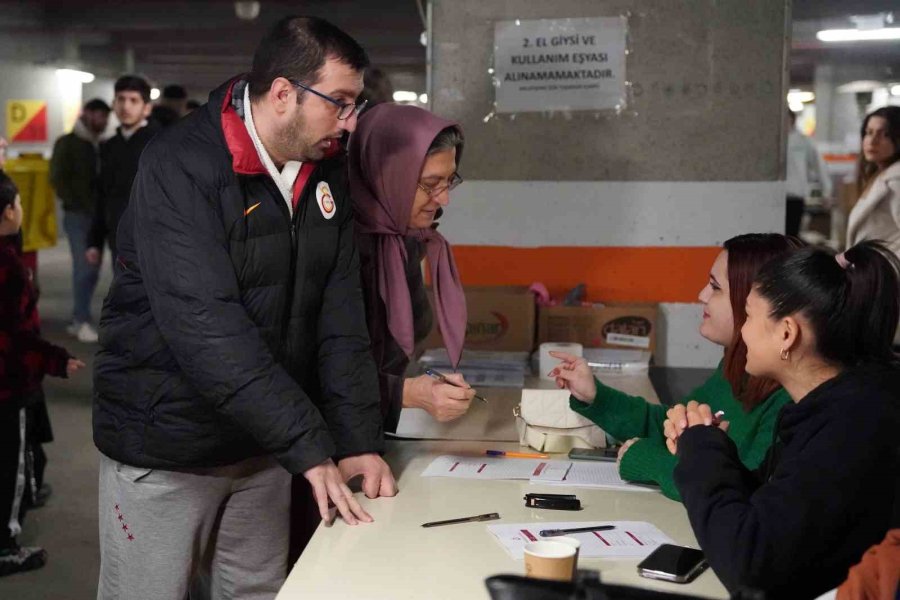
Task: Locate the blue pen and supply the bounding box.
[424,368,487,403]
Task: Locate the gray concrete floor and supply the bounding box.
[1,241,113,598]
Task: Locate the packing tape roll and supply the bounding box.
[539,342,583,381]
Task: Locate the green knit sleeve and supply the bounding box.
[569,377,669,443]
[617,437,681,501]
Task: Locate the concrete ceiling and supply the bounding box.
[9,0,427,96]
[2,1,899,94]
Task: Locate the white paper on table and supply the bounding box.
[487,521,675,559]
[421,455,551,480]
[531,460,657,492]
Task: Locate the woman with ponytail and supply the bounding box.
[664,241,900,598]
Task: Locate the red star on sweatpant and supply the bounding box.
[122,524,128,531]
[127,534,134,541]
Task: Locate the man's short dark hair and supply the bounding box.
[114,75,151,103]
[84,98,111,113]
[248,16,369,100]
[163,84,188,100]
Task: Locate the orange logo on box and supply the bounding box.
[6,100,48,143]
[466,311,510,342]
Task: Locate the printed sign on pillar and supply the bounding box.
[493,17,627,114]
[6,100,49,143]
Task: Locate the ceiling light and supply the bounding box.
[816,27,900,42]
[393,91,418,102]
[150,88,161,100]
[787,89,815,104]
[56,68,95,84]
[891,84,900,96]
[788,101,805,113]
[418,93,428,104]
[234,1,260,20]
[836,80,884,94]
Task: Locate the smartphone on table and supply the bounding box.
[637,544,708,583]
[568,447,619,462]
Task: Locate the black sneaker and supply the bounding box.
[0,544,48,577]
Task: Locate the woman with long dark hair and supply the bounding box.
[665,241,900,598]
[848,106,900,252]
[549,234,803,500]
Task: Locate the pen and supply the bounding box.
[539,524,615,537]
[486,450,549,459]
[424,368,487,403]
[422,512,500,527]
[586,361,646,372]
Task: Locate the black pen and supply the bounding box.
[422,512,500,527]
[424,368,487,403]
[539,525,615,537]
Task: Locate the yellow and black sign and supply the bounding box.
[6,100,48,143]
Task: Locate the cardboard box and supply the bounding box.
[538,304,659,353]
[423,286,536,352]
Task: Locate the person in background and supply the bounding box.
[349,104,474,432]
[665,241,900,598]
[185,99,201,114]
[0,171,85,576]
[49,98,110,344]
[786,109,832,236]
[358,66,394,110]
[87,75,157,268]
[847,106,900,345]
[93,17,395,598]
[160,84,188,116]
[550,234,800,500]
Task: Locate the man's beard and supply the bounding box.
[276,109,323,162]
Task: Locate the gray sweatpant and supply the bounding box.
[97,453,291,600]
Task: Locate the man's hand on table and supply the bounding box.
[338,453,398,499]
[303,458,374,526]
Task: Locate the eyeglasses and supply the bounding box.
[287,79,367,120]
[417,172,463,198]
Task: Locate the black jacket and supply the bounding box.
[93,78,384,475]
[88,122,159,253]
[49,126,98,214]
[674,363,900,599]
[357,234,432,432]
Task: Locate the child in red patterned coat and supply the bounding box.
[0,170,85,576]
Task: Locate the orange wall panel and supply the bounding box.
[449,246,721,304]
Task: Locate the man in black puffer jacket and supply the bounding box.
[93,17,396,599]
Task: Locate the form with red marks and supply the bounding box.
[420,455,573,481]
[487,521,675,559]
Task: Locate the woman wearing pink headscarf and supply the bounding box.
[349,104,473,432]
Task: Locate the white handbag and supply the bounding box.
[513,390,608,453]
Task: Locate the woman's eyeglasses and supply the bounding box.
[417,173,463,198]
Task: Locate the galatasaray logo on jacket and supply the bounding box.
[316,181,336,220]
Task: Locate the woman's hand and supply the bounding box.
[403,373,474,422]
[547,351,597,402]
[663,401,729,455]
[617,437,640,466]
[67,358,86,376]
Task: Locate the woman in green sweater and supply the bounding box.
[548,233,803,500]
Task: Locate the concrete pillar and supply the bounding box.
[429,0,790,367]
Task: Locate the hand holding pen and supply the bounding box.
[404,369,481,423]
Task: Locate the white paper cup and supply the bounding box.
[539,342,583,381]
[523,540,577,581]
[553,536,581,579]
